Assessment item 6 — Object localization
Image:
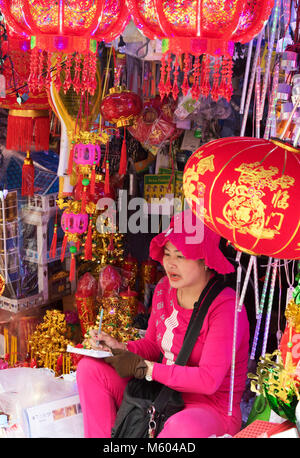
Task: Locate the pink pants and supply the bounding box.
[76,356,228,438]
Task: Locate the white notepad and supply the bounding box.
[67,345,112,358]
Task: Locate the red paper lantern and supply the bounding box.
[183,137,300,260]
[127,0,274,101]
[100,86,143,127]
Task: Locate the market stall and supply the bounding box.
[0,0,299,440]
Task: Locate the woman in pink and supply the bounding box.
[76,209,249,438]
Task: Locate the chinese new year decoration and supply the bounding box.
[0,36,50,152]
[127,0,273,101]
[183,137,300,260]
[0,0,129,95]
[28,309,73,376]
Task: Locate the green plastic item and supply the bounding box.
[245,394,271,426]
[162,39,169,53]
[69,246,77,254]
[30,36,36,50]
[82,178,90,186]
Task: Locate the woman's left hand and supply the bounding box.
[104,349,147,379]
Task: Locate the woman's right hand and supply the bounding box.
[87,328,126,353]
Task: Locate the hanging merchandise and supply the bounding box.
[0,36,50,152]
[0,0,130,95]
[100,86,143,128]
[127,95,181,155]
[99,50,143,176]
[127,0,274,101]
[183,136,300,260]
[75,272,98,338]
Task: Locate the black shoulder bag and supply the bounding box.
[111,276,227,438]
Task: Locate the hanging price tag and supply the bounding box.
[0,74,5,98]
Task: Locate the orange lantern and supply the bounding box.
[183,137,300,260]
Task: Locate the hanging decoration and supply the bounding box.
[127,95,181,155]
[99,49,143,177]
[127,0,274,101]
[100,86,143,128]
[75,272,98,338]
[183,136,300,260]
[0,0,129,95]
[0,35,50,152]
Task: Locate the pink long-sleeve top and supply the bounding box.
[127,275,250,430]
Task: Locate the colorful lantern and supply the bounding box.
[183,137,300,260]
[127,0,274,101]
[61,211,89,235]
[0,0,129,94]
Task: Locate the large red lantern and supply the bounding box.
[0,0,129,94]
[127,0,274,101]
[183,137,300,260]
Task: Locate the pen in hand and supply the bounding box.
[98,307,104,336]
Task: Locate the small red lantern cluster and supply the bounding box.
[127,0,274,101]
[183,137,300,260]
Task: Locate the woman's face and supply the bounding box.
[162,241,205,289]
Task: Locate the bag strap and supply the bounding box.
[153,275,228,412]
[175,275,227,366]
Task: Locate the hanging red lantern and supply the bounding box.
[0,0,129,95]
[127,0,274,101]
[183,137,300,260]
[100,86,143,128]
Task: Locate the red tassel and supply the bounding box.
[69,246,77,282]
[6,115,33,151]
[61,233,68,262]
[84,218,93,260]
[22,150,35,197]
[50,223,57,259]
[90,163,96,195]
[104,160,110,195]
[33,116,50,151]
[118,128,127,176]
[81,186,88,213]
[67,143,75,175]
